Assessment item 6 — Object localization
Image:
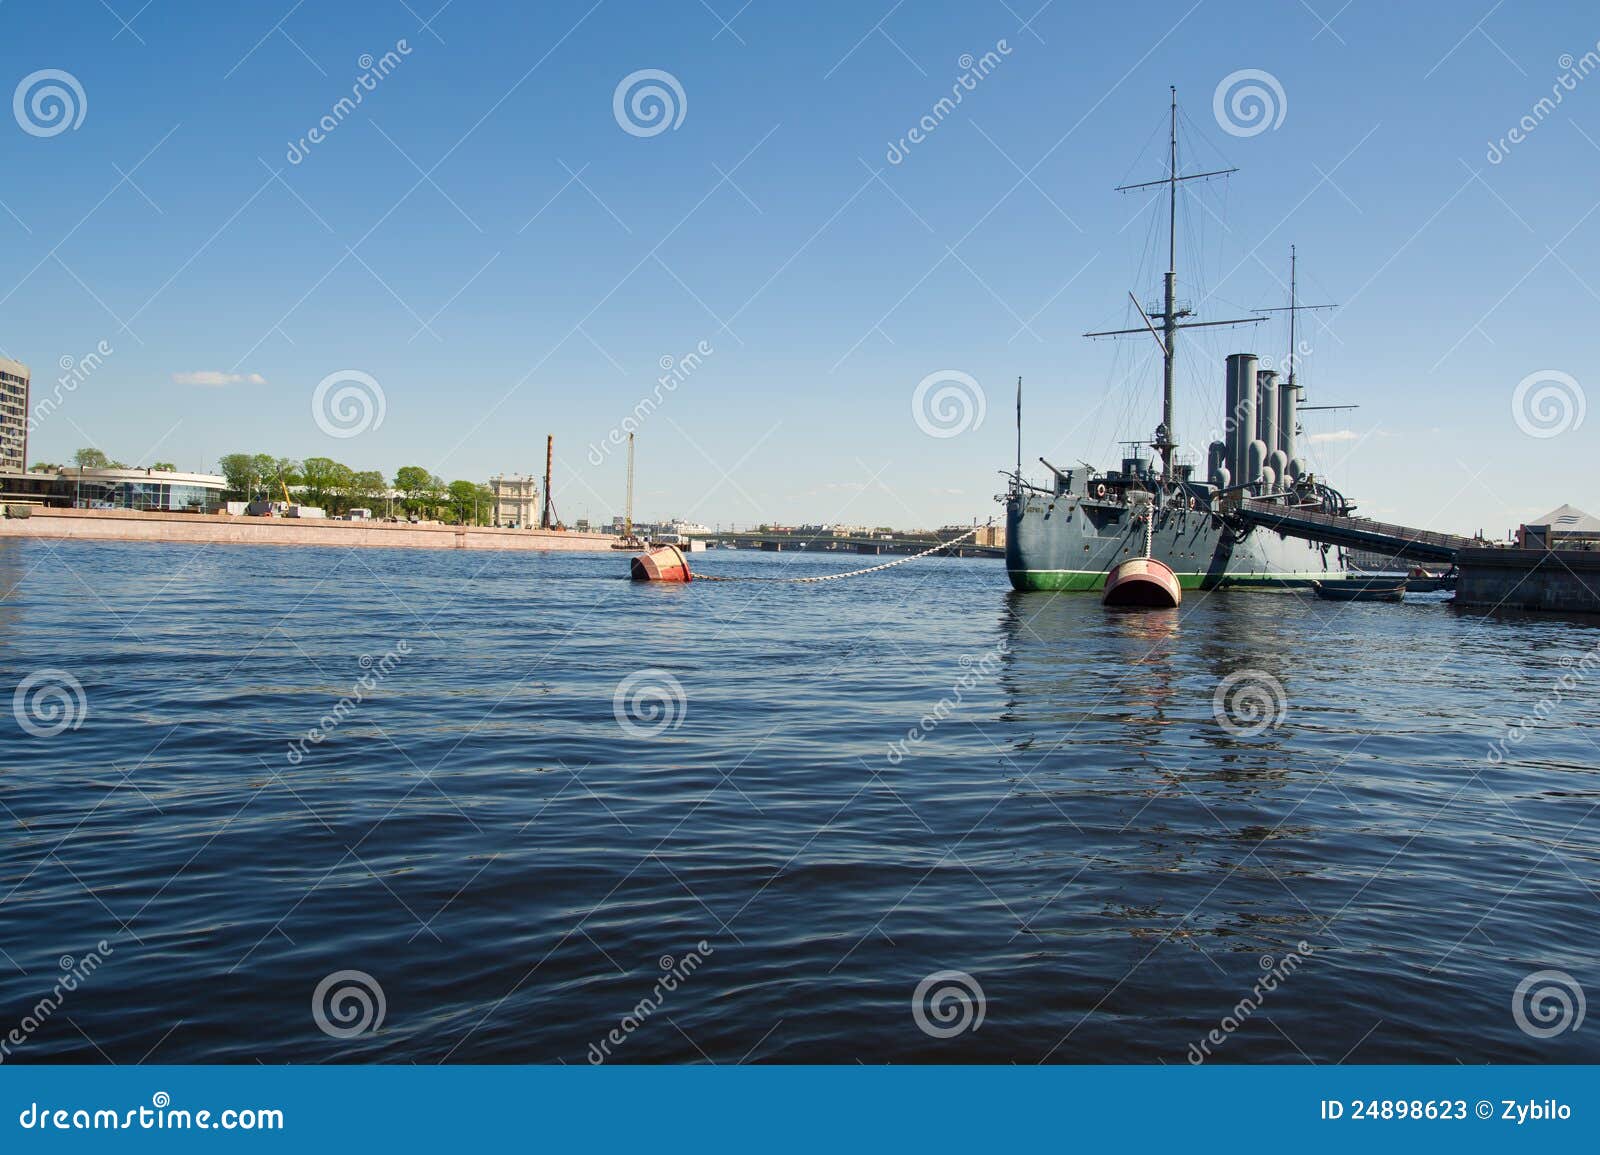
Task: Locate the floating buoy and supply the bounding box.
[630,544,692,582]
[1102,556,1181,608]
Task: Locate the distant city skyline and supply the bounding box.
[3,2,1596,537]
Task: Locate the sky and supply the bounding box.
[3,0,1597,534]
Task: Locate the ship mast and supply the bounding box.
[1161,86,1178,480]
[1085,88,1261,484]
[1288,245,1298,390]
[1253,244,1335,393]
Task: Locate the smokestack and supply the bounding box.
[1279,378,1299,476]
[1257,369,1279,456]
[1224,353,1258,487]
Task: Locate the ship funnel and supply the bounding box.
[1223,353,1258,489]
[1278,376,1299,467]
[1257,369,1279,458]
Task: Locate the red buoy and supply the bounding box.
[1102,556,1181,608]
[630,544,693,582]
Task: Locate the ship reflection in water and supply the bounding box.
[0,542,1594,1064]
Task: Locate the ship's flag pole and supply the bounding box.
[1015,375,1022,482]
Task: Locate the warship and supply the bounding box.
[1004,89,1355,592]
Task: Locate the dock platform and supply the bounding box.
[1455,547,1600,615]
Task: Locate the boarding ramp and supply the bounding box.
[1236,498,1476,564]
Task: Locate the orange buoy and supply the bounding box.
[1102,556,1181,608]
[630,544,693,582]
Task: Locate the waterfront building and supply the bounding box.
[489,474,538,528]
[0,466,226,512]
[0,357,29,473]
[0,466,56,506]
[58,466,227,512]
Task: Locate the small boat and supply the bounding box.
[1102,556,1182,608]
[1404,565,1458,593]
[1313,578,1405,602]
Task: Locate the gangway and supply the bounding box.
[1236,498,1476,564]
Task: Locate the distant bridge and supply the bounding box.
[1236,499,1478,564]
[689,532,1003,559]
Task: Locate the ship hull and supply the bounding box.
[1005,491,1341,593]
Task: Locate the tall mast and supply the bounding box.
[1253,244,1334,392]
[1015,375,1022,483]
[1160,86,1178,482]
[1287,245,1297,390]
[1085,90,1259,485]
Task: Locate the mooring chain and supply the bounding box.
[690,524,987,583]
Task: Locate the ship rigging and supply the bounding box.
[1083,86,1262,485]
[1002,88,1354,593]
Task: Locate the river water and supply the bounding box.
[1,540,1596,1063]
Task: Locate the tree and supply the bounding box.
[151,461,176,472]
[266,457,300,501]
[349,470,387,513]
[326,462,356,515]
[299,456,340,509]
[218,453,259,499]
[446,480,480,524]
[394,465,438,517]
[250,454,277,499]
[73,448,112,469]
[29,462,61,473]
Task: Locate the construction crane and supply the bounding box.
[612,432,642,550]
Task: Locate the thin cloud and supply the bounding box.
[172,370,266,386]
[1308,429,1359,443]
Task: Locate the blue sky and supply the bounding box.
[4,0,1596,532]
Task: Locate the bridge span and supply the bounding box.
[691,532,1003,558]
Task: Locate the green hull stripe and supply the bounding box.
[1008,569,1329,592]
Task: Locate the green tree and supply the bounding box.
[218,453,259,499]
[73,447,112,469]
[29,462,61,473]
[266,457,300,501]
[325,462,356,515]
[250,454,277,499]
[445,480,479,524]
[151,461,176,472]
[349,470,388,514]
[394,465,437,517]
[299,456,340,509]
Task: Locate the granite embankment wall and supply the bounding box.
[1456,547,1600,614]
[0,507,617,553]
